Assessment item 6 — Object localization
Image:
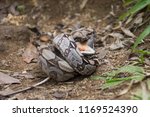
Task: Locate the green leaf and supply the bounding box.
[102,80,124,89]
[132,25,150,50]
[120,0,150,20]
[123,0,137,6]
[90,75,106,80]
[135,49,150,55]
[118,65,144,76]
[92,65,145,89]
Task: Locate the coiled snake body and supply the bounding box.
[35,28,98,81]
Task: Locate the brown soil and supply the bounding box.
[0,0,137,100]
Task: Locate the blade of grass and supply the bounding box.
[124,0,137,6]
[120,0,150,20]
[135,49,150,55]
[91,65,145,89]
[102,80,124,89]
[132,25,150,50]
[102,75,144,89]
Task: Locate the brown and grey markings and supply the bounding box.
[37,28,97,81]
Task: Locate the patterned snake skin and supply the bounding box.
[35,28,98,81]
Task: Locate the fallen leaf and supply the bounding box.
[104,25,112,31]
[0,72,20,85]
[0,88,14,96]
[52,91,66,99]
[122,38,134,47]
[125,16,133,25]
[96,48,108,59]
[22,43,38,63]
[20,71,34,79]
[109,32,124,39]
[80,0,88,10]
[145,58,150,66]
[111,80,133,99]
[132,80,150,100]
[109,39,124,50]
[0,77,49,97]
[129,56,139,61]
[121,27,136,38]
[141,82,149,100]
[9,2,19,16]
[134,13,143,25]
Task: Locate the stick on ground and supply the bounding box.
[0,77,50,97]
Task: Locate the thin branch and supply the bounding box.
[0,77,50,97]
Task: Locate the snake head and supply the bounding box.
[72,27,96,49]
[72,27,96,55]
[76,41,95,55]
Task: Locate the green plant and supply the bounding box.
[132,25,150,49]
[120,0,150,20]
[91,65,145,89]
[121,0,150,63]
[134,49,150,63]
[132,25,150,63]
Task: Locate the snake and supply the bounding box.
[33,27,98,81]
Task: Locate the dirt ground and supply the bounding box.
[0,0,144,100]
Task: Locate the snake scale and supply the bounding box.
[33,27,98,81]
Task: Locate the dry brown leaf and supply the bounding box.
[0,88,14,96]
[22,43,38,63]
[9,2,19,16]
[104,25,112,31]
[0,72,20,85]
[121,27,136,38]
[96,48,108,59]
[20,71,34,79]
[80,0,88,10]
[52,91,66,99]
[134,13,143,25]
[109,32,124,39]
[109,39,124,50]
[0,77,49,97]
[141,82,150,100]
[145,58,150,66]
[32,0,38,7]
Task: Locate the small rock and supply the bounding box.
[52,91,66,99]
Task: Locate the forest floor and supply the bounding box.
[0,0,149,100]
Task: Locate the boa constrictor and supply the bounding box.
[35,28,98,81]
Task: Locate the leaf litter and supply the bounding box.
[22,43,38,63]
[0,0,150,99]
[0,72,20,85]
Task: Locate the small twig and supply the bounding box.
[111,74,150,99]
[111,80,133,99]
[0,77,50,97]
[0,69,13,73]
